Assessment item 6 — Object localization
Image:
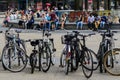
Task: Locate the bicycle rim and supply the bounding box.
[2,46,27,72]
[71,49,79,71]
[82,50,93,78]
[89,49,99,70]
[41,46,51,72]
[30,53,37,74]
[60,52,66,67]
[65,60,69,75]
[104,48,120,76]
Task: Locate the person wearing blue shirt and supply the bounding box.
[100,13,107,28]
[27,14,34,29]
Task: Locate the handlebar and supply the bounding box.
[79,33,95,37]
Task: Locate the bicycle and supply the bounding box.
[97,29,117,73]
[60,31,95,78]
[1,25,27,72]
[29,30,56,73]
[102,30,120,76]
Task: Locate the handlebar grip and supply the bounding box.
[0,31,3,33]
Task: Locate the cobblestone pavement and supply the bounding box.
[0,29,120,80]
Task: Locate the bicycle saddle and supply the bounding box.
[15,30,22,33]
[45,32,51,37]
[30,40,39,46]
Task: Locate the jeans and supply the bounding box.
[76,21,83,29]
[45,22,51,31]
[100,21,105,28]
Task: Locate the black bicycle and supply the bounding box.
[60,31,95,78]
[97,29,117,73]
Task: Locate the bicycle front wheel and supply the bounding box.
[41,46,51,72]
[2,46,27,72]
[29,53,37,74]
[104,48,120,76]
[82,49,93,78]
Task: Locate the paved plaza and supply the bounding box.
[0,28,120,80]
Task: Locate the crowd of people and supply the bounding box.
[76,12,120,31]
[2,5,67,31]
[2,5,120,31]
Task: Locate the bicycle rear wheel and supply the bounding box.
[41,46,51,72]
[89,49,99,70]
[82,49,93,78]
[71,49,79,71]
[104,48,120,76]
[2,46,27,72]
[29,53,37,74]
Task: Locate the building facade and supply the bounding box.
[0,0,120,11]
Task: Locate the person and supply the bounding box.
[18,14,28,28]
[113,15,119,24]
[87,13,95,30]
[93,14,101,30]
[50,10,58,30]
[60,13,66,29]
[27,14,34,29]
[38,13,46,30]
[76,14,84,30]
[2,13,10,27]
[107,13,113,28]
[10,12,14,20]
[45,13,51,30]
[100,13,107,28]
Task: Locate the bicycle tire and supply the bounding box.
[29,53,37,74]
[88,49,99,70]
[49,39,55,65]
[82,49,93,78]
[41,46,51,72]
[60,50,66,67]
[71,49,79,71]
[2,46,27,72]
[97,44,105,73]
[103,48,120,76]
[1,44,9,70]
[65,60,69,75]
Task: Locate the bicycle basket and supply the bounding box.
[61,35,74,44]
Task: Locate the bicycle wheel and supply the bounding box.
[82,49,93,78]
[1,44,9,70]
[97,44,105,73]
[41,46,51,72]
[104,48,120,76]
[49,39,55,65]
[60,50,66,67]
[71,49,79,71]
[65,59,69,75]
[88,49,99,70]
[29,53,37,74]
[2,46,27,72]
[60,48,70,75]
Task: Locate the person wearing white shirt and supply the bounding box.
[88,13,95,30]
[10,13,14,20]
